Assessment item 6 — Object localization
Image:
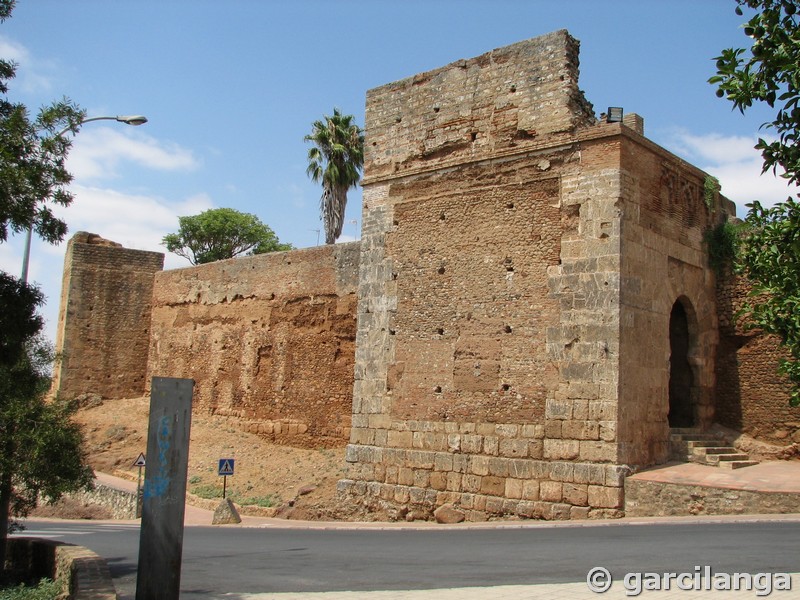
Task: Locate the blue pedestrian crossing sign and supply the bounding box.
[218,458,235,476]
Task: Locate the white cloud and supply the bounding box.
[668,131,759,165]
[0,35,55,94]
[50,185,213,261]
[12,188,215,342]
[0,35,29,63]
[67,127,200,181]
[663,129,799,214]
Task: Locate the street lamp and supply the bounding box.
[20,114,148,283]
[56,114,148,137]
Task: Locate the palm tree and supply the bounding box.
[305,108,364,244]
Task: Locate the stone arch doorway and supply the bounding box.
[668,299,696,428]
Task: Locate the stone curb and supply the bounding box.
[206,510,800,531]
[58,543,117,599]
[6,537,116,600]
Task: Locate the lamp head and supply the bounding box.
[117,115,148,126]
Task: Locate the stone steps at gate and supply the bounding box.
[669,428,758,469]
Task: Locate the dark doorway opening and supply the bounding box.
[668,300,695,428]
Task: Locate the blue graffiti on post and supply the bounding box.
[143,415,172,499]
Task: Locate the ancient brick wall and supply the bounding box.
[338,31,636,521]
[147,243,359,447]
[52,232,164,400]
[715,270,800,442]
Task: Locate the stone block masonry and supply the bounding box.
[53,232,164,400]
[147,243,360,447]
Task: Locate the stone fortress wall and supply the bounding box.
[53,30,798,520]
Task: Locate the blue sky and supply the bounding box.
[1,0,797,341]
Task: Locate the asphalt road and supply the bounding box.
[14,519,800,599]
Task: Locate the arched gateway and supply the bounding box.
[668,299,696,428]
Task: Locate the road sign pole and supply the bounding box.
[223,475,227,500]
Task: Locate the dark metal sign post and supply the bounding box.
[135,377,194,600]
[133,452,146,518]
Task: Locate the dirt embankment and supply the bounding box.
[34,396,348,520]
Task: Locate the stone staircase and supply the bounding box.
[669,428,758,469]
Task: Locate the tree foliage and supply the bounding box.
[305,108,364,245]
[0,274,93,572]
[0,1,85,247]
[162,207,292,265]
[735,199,800,405]
[711,0,800,406]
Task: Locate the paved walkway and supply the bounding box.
[235,576,800,599]
[628,459,800,493]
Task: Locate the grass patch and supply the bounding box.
[0,578,62,600]
[189,483,223,499]
[189,483,279,507]
[233,493,280,508]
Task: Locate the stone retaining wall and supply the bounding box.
[73,481,138,519]
[625,478,800,517]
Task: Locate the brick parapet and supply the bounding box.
[363,30,595,184]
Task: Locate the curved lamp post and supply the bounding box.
[20,114,148,283]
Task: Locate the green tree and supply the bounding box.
[305,108,364,245]
[162,207,292,265]
[0,273,93,573]
[0,1,85,247]
[0,2,92,570]
[710,0,800,405]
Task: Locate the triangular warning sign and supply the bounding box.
[218,458,235,476]
[133,453,146,467]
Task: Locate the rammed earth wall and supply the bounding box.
[147,243,360,447]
